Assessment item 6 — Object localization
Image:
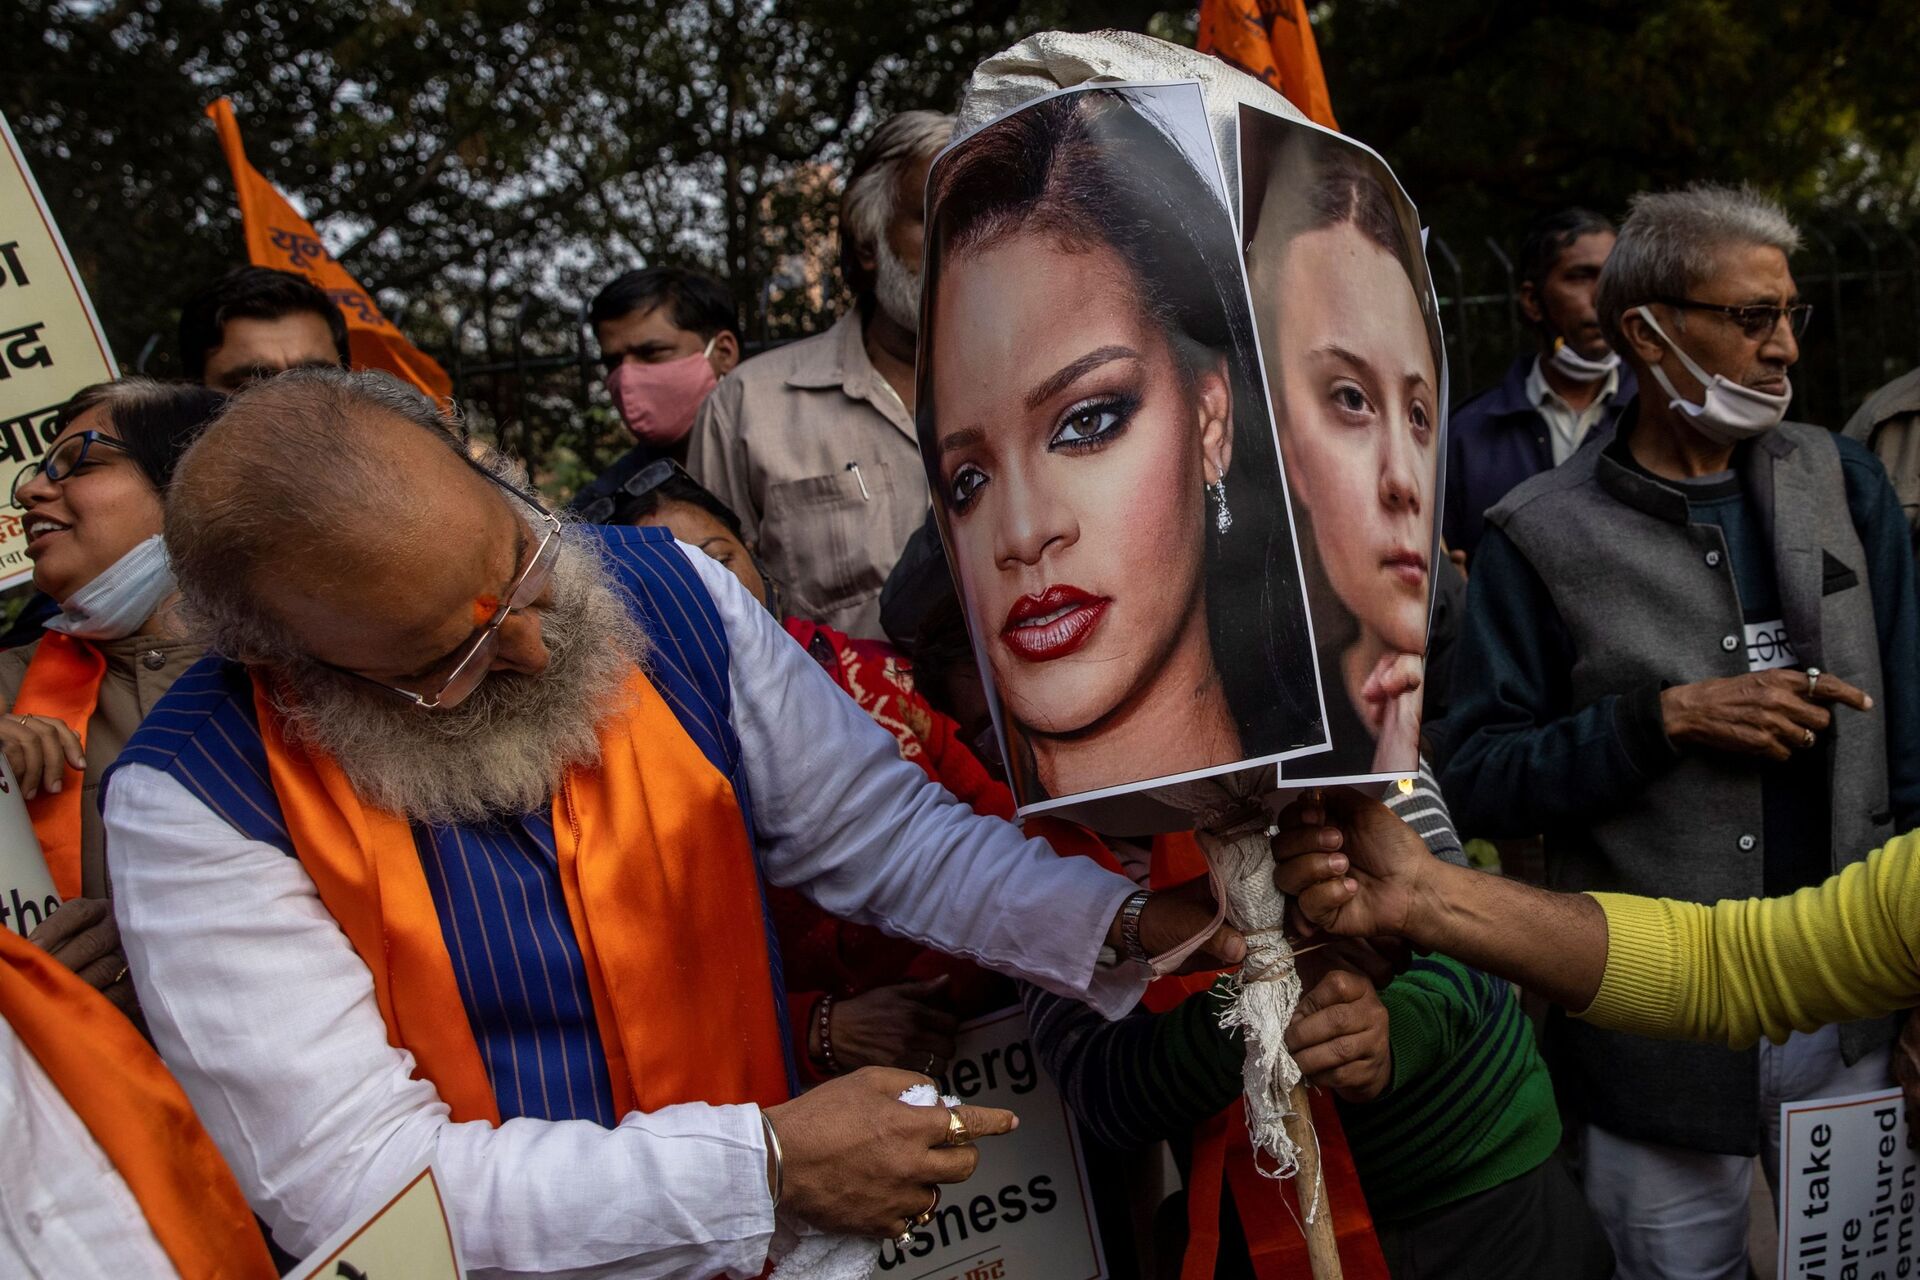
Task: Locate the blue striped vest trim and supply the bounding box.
[108,525,796,1121]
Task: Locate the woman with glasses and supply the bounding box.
[0,378,224,1019]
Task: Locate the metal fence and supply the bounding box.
[1428,223,1920,428]
[421,221,1920,474]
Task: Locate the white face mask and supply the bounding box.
[1547,336,1621,383]
[1634,305,1790,444]
[44,535,176,641]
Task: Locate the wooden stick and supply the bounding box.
[1280,1080,1343,1279]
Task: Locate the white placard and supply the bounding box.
[1778,1086,1919,1278]
[875,1006,1106,1280]
[0,753,57,937]
[286,1162,464,1280]
[0,110,120,590]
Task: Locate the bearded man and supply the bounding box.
[101,369,1234,1277]
[687,110,951,639]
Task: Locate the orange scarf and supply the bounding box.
[1140,835,1390,1280]
[254,668,789,1123]
[0,926,276,1278]
[12,632,107,899]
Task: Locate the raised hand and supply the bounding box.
[1286,969,1393,1101]
[1270,788,1431,940]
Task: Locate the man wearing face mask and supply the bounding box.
[688,110,954,640]
[1436,183,1920,1279]
[1444,208,1636,561]
[567,265,741,522]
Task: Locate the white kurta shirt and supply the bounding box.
[105,544,1144,1279]
[0,1018,178,1278]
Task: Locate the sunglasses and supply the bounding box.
[575,457,693,525]
[1654,296,1813,341]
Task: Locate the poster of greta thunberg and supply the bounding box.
[914,80,1330,823]
[1238,103,1447,785]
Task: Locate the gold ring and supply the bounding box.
[914,1186,941,1226]
[941,1106,972,1147]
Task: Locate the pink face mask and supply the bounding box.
[606,337,719,446]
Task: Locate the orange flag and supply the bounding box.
[1197,0,1339,131]
[205,98,451,398]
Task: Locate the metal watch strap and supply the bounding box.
[1118,889,1152,965]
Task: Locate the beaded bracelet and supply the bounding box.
[815,993,843,1075]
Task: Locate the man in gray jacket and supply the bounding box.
[1439,183,1920,1279]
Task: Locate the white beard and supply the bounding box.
[874,239,922,335]
[273,534,650,826]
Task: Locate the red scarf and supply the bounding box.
[1138,835,1389,1280]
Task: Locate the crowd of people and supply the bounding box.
[3,39,1919,1280]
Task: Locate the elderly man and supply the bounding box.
[1439,183,1920,1278]
[177,264,350,391]
[1444,208,1636,560]
[102,369,1234,1276]
[688,110,952,639]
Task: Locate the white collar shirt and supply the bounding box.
[1527,355,1622,465]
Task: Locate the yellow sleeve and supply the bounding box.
[1580,832,1920,1048]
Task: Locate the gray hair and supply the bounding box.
[838,109,955,301]
[166,366,473,665]
[1595,182,1801,351]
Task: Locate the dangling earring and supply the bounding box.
[1209,478,1232,534]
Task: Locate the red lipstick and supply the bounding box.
[1001,584,1111,661]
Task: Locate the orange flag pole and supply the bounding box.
[205,98,452,398]
[1197,0,1339,130]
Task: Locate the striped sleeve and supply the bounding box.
[1385,756,1466,866]
[1021,976,1243,1151]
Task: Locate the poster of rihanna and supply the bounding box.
[915,81,1341,820]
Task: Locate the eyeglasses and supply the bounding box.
[11,430,131,507]
[320,467,564,711]
[576,457,692,525]
[1654,296,1813,341]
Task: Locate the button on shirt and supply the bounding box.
[688,311,928,639]
[105,546,1143,1276]
[1526,357,1623,465]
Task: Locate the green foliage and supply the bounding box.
[5,1,1917,492]
[1318,0,1920,238]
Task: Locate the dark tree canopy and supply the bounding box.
[5,1,1917,492]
